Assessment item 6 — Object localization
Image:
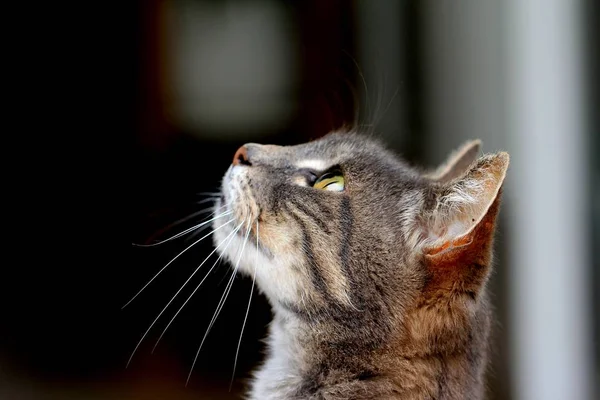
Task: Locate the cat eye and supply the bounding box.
[313,170,345,192]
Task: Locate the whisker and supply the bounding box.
[132,210,232,247]
[123,217,234,309]
[183,203,233,244]
[375,85,400,130]
[229,221,259,391]
[125,220,236,368]
[195,197,221,206]
[342,49,370,130]
[126,221,241,367]
[151,220,245,352]
[196,192,221,197]
[186,220,252,386]
[142,201,232,244]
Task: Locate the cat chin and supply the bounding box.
[213,223,310,308]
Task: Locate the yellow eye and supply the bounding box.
[313,172,345,191]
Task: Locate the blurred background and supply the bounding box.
[2,0,597,399]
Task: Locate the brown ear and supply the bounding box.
[427,139,481,183]
[421,152,509,297]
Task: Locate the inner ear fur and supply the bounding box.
[426,139,481,184]
[420,152,509,294]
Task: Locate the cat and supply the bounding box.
[212,131,509,399]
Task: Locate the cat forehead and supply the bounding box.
[282,132,403,172]
[294,159,330,171]
[288,134,369,161]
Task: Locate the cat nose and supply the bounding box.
[232,145,252,166]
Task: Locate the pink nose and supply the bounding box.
[232,145,250,166]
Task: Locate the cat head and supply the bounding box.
[213,132,508,330]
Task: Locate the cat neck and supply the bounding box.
[248,300,490,400]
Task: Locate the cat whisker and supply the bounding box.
[375,85,400,131]
[125,220,236,368]
[132,209,232,248]
[123,217,234,310]
[166,200,232,232]
[195,197,221,205]
[342,49,370,131]
[151,220,245,353]
[186,219,252,386]
[183,202,233,243]
[196,191,221,197]
[229,221,259,391]
[127,225,241,365]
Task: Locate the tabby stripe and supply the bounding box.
[339,196,353,295]
[437,358,448,398]
[308,196,333,217]
[285,205,331,301]
[278,299,311,320]
[289,199,331,234]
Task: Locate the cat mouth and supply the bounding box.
[218,167,274,258]
[215,193,273,259]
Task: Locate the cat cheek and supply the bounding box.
[256,219,301,256]
[292,176,310,187]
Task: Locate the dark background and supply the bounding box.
[2,1,597,399]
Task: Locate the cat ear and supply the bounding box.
[415,152,508,297]
[421,151,509,260]
[426,139,481,183]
